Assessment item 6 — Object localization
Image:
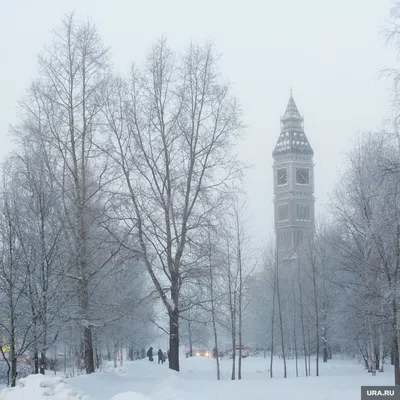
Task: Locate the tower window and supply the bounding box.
[296,168,309,185]
[277,168,288,186]
[278,204,289,222]
[296,204,310,221]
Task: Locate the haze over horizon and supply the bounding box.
[1,0,397,248]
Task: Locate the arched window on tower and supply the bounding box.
[296,204,310,221]
[278,204,289,222]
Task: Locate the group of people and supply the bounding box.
[146,347,168,364]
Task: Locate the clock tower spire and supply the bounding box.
[273,93,315,262]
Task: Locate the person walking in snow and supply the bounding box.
[158,349,164,364]
[163,351,167,362]
[147,347,153,361]
[213,347,217,359]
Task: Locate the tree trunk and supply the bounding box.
[322,303,329,363]
[0,347,10,388]
[96,348,100,369]
[235,206,245,381]
[275,252,287,378]
[391,346,395,366]
[188,316,193,357]
[392,299,400,385]
[311,254,319,377]
[270,266,277,379]
[230,281,237,381]
[230,284,236,381]
[63,345,67,377]
[10,326,17,387]
[54,344,58,375]
[40,351,46,375]
[11,358,17,388]
[169,309,180,372]
[297,257,308,376]
[379,316,384,372]
[321,257,329,364]
[9,267,17,388]
[208,231,221,380]
[34,351,39,374]
[368,315,376,376]
[84,325,95,373]
[211,310,221,380]
[359,342,369,369]
[231,335,236,381]
[227,239,237,380]
[238,250,243,381]
[292,279,298,377]
[238,330,242,380]
[308,323,311,375]
[323,336,329,363]
[80,228,94,374]
[322,296,329,363]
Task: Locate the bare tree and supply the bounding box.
[330,132,400,384]
[0,161,34,387]
[26,14,114,374]
[8,144,67,375]
[103,39,243,371]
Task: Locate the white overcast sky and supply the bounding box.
[0,0,397,248]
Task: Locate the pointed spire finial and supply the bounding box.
[283,90,300,119]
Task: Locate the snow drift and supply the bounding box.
[0,374,89,400]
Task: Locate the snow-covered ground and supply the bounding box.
[0,374,89,400]
[0,356,394,400]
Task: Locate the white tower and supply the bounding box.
[273,93,315,262]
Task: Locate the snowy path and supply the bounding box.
[66,356,396,400]
[71,373,153,399]
[68,365,167,399]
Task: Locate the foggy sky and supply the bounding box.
[0,0,396,248]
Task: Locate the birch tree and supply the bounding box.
[0,161,33,387]
[9,143,67,375]
[330,132,400,384]
[23,13,115,374]
[206,227,221,380]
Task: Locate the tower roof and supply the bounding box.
[273,93,313,157]
[283,94,301,119]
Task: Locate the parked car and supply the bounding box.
[230,345,249,359]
